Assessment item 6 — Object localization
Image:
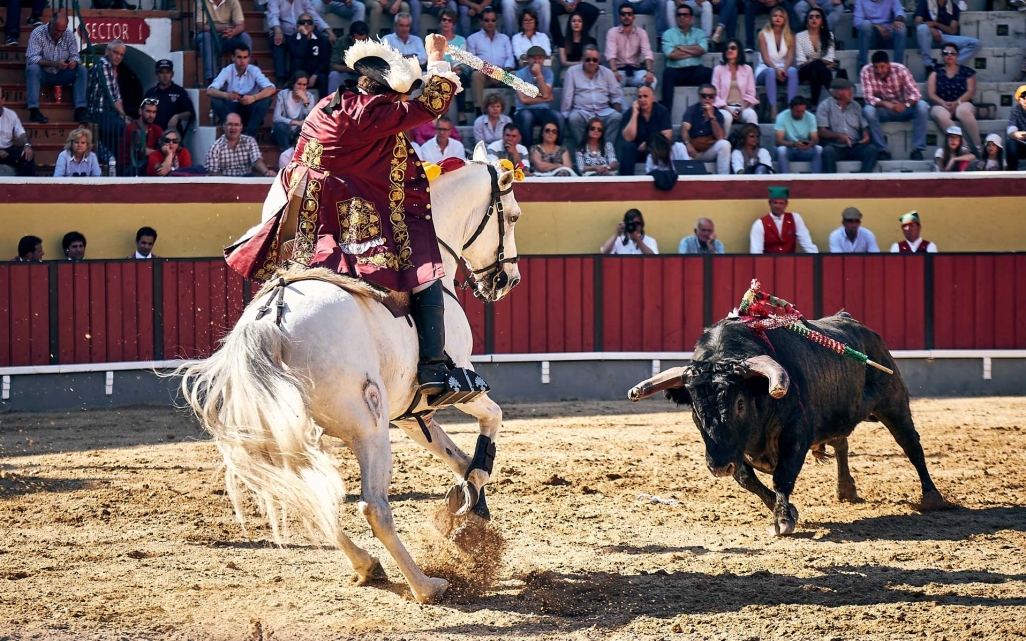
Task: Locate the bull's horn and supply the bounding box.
[743,355,789,399]
[628,367,689,402]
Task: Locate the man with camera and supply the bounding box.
[600,209,659,255]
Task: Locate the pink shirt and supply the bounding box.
[604,26,653,67]
[711,64,759,108]
[860,62,921,107]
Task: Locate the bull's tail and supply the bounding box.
[178,319,345,546]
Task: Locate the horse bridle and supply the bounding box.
[438,163,520,299]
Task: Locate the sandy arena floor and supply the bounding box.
[1,397,1025,640]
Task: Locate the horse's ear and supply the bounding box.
[498,169,514,191]
[472,141,488,162]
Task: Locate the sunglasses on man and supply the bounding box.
[297,18,314,24]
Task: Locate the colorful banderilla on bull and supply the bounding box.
[737,279,894,375]
[445,45,540,97]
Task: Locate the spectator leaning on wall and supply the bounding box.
[750,186,819,254]
[890,210,937,253]
[601,209,659,255]
[828,207,880,253]
[13,236,44,262]
[679,217,724,254]
[130,227,159,259]
[62,232,87,261]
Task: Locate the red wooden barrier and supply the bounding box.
[0,263,49,367]
[712,256,815,323]
[163,260,245,359]
[933,255,1026,350]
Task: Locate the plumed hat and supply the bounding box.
[343,38,423,94]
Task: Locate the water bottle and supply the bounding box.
[108,157,117,177]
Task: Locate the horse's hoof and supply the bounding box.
[445,481,479,517]
[837,485,862,503]
[470,486,491,521]
[917,489,954,512]
[770,519,796,537]
[350,556,386,585]
[411,576,449,604]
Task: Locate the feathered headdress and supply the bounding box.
[343,38,423,94]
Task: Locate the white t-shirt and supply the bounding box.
[419,137,467,163]
[605,234,659,255]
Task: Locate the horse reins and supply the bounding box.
[437,163,519,299]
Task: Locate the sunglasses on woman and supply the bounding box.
[588,125,603,132]
[942,49,958,56]
[163,137,180,144]
[543,127,558,133]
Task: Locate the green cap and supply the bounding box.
[768,186,790,199]
[899,211,920,225]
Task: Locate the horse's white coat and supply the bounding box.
[180,143,521,603]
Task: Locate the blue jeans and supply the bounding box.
[613,0,667,36]
[857,21,906,69]
[197,31,254,83]
[863,100,929,152]
[26,64,88,109]
[411,0,456,36]
[915,24,980,68]
[757,66,798,109]
[321,0,367,22]
[513,107,564,147]
[776,144,822,173]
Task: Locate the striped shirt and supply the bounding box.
[25,25,81,74]
[205,134,262,176]
[88,57,122,115]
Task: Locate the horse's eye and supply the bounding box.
[736,397,744,413]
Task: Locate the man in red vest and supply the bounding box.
[889,211,938,253]
[749,186,819,254]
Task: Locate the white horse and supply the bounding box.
[179,143,522,603]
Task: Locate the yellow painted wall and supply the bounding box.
[2,196,1022,260]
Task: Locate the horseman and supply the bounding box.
[225,33,462,394]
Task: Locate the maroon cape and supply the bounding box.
[225,73,457,292]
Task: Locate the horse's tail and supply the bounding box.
[178,317,345,547]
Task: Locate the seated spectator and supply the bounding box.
[147,130,194,176]
[854,0,906,71]
[368,0,411,39]
[679,217,724,254]
[794,8,837,107]
[419,116,467,162]
[409,0,457,42]
[550,1,599,55]
[467,9,514,114]
[645,131,689,172]
[861,51,929,160]
[913,0,978,76]
[207,45,277,137]
[290,14,331,98]
[25,13,87,124]
[195,0,252,84]
[328,21,370,95]
[828,207,880,252]
[755,7,798,121]
[122,97,164,174]
[87,40,129,163]
[529,121,576,176]
[606,6,656,90]
[410,118,463,144]
[744,0,798,51]
[618,85,671,175]
[474,93,512,146]
[486,123,532,173]
[818,77,878,173]
[661,5,711,114]
[513,46,562,147]
[750,185,819,253]
[794,0,843,32]
[612,0,666,39]
[131,227,159,259]
[512,9,552,65]
[4,0,45,46]
[680,83,731,174]
[557,12,597,77]
[54,127,102,177]
[712,39,759,130]
[775,95,822,173]
[926,43,980,152]
[502,0,551,39]
[600,208,658,255]
[1008,85,1026,170]
[272,71,313,152]
[384,12,427,67]
[666,0,714,41]
[0,89,36,176]
[934,125,974,172]
[731,122,773,173]
[268,0,335,85]
[562,45,624,147]
[973,133,1005,171]
[576,116,619,175]
[62,232,87,261]
[145,59,196,138]
[13,236,44,262]
[890,210,937,252]
[206,113,278,177]
[438,9,469,123]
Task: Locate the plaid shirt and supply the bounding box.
[205,134,261,176]
[88,57,122,115]
[25,25,81,74]
[860,62,921,107]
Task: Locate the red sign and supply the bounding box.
[81,18,151,45]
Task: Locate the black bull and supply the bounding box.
[628,312,948,535]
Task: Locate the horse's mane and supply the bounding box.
[250,264,388,306]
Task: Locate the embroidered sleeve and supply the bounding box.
[415,73,458,116]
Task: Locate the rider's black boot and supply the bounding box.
[410,281,449,390]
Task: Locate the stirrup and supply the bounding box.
[400,367,491,420]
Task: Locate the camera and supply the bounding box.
[622,211,642,245]
[624,219,638,235]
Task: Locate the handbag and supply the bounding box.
[690,135,716,153]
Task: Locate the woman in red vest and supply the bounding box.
[749,186,819,254]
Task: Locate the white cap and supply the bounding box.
[945,125,963,137]
[986,133,1004,149]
